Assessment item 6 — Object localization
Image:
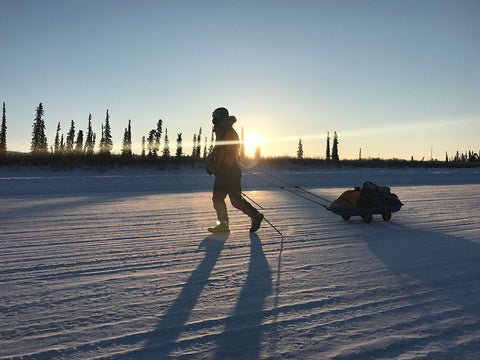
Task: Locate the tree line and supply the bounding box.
[1,102,218,166]
[31,103,181,159]
[1,102,479,167]
[296,129,479,165]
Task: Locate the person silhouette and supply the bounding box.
[207,107,263,234]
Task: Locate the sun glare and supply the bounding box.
[244,132,262,156]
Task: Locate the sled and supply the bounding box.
[326,203,403,223]
[244,169,404,225]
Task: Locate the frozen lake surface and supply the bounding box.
[1,166,479,359]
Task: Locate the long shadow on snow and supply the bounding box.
[116,234,227,359]
[114,233,273,360]
[357,223,480,358]
[214,233,273,360]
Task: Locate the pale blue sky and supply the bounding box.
[1,0,479,159]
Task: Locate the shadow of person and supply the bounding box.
[360,223,480,355]
[215,232,273,360]
[119,234,227,359]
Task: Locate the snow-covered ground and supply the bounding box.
[1,166,479,359]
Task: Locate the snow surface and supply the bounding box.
[1,166,480,359]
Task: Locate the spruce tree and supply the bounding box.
[54,122,61,154]
[75,130,84,154]
[99,124,104,153]
[31,103,48,154]
[66,120,75,153]
[1,102,7,155]
[196,128,202,158]
[100,109,113,154]
[122,120,132,157]
[176,133,183,158]
[163,128,170,157]
[31,103,42,153]
[326,132,331,161]
[147,129,157,158]
[122,127,128,156]
[155,119,162,154]
[332,131,339,162]
[141,136,146,158]
[297,138,303,159]
[84,114,95,155]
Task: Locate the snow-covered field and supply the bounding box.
[1,166,479,359]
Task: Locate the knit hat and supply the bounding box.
[212,107,229,123]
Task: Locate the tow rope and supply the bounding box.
[243,168,332,209]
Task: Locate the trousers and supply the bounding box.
[212,163,257,222]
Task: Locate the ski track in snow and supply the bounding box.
[1,168,480,359]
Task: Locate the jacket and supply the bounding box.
[213,122,239,168]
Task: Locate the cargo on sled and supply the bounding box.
[327,181,403,223]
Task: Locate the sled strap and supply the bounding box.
[279,186,329,208]
[244,169,332,206]
[258,168,332,204]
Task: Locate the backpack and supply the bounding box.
[357,181,401,208]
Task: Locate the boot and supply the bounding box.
[208,220,230,234]
[250,213,264,233]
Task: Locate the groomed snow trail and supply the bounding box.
[1,182,480,359]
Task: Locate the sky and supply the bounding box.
[1,0,479,160]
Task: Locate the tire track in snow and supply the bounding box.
[1,184,480,359]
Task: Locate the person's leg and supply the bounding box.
[227,171,264,232]
[213,164,263,232]
[229,193,264,232]
[224,166,258,218]
[209,188,230,233]
[213,189,229,222]
[229,193,258,218]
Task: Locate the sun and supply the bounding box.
[244,132,262,156]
